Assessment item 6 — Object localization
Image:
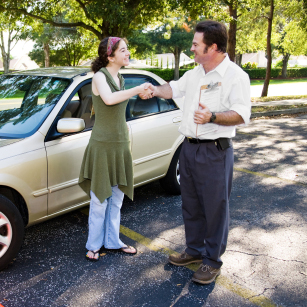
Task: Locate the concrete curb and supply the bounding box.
[251,107,307,118]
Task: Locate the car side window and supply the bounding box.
[61,82,95,130]
[123,75,177,120]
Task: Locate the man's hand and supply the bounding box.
[139,83,156,100]
[194,101,212,124]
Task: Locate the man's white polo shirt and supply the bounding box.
[169,54,251,139]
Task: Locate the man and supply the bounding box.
[144,20,251,284]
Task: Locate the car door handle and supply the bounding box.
[173,117,182,123]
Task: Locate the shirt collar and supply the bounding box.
[200,53,230,77]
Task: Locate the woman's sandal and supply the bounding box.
[86,250,100,262]
[100,245,137,255]
[119,245,137,255]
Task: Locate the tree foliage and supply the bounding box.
[0,11,30,73]
[0,0,168,39]
[141,16,194,80]
[29,27,97,67]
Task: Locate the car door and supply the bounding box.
[45,81,93,215]
[123,74,183,186]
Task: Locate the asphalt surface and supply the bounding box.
[0,112,307,307]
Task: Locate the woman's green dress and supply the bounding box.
[78,67,133,202]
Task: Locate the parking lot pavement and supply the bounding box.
[1,115,307,307]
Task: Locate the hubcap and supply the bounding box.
[0,211,13,258]
[176,160,180,185]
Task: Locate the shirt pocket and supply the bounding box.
[196,87,221,137]
[199,86,221,112]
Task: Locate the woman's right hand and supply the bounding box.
[139,83,155,99]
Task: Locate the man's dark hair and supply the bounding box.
[195,20,228,53]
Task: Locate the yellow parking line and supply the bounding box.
[120,225,277,307]
[80,208,278,307]
[234,167,307,186]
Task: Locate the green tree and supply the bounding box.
[177,0,253,62]
[0,12,28,73]
[0,0,168,40]
[126,30,154,59]
[248,0,305,96]
[150,18,195,80]
[275,21,307,77]
[29,27,97,67]
[273,0,307,78]
[26,23,57,67]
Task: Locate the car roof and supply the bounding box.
[7,67,166,83]
[9,67,92,79]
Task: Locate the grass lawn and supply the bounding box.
[250,78,307,86]
[252,94,307,102]
[252,103,307,113]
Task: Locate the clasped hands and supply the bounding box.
[139,83,156,100]
[194,102,212,124]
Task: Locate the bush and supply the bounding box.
[273,60,283,68]
[243,68,281,79]
[287,67,307,78]
[142,68,192,81]
[142,67,307,81]
[242,61,258,69]
[142,68,174,81]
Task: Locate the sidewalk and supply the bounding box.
[250,82,307,98]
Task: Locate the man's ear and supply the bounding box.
[210,43,218,52]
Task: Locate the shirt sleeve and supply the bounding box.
[229,73,251,125]
[169,70,190,99]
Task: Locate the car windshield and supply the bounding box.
[0,74,71,139]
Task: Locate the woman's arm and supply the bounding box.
[92,72,151,105]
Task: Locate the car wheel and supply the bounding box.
[159,145,181,195]
[0,195,24,270]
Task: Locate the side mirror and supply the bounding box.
[57,118,85,134]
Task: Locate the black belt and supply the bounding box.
[186,137,216,144]
[186,137,232,150]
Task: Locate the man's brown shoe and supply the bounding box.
[169,251,202,266]
[192,264,221,284]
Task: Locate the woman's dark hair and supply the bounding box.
[91,37,122,73]
[195,20,228,53]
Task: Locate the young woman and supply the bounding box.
[79,37,151,261]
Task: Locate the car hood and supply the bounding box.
[0,138,24,148]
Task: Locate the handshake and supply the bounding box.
[139,83,156,100]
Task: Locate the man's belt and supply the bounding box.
[186,137,215,144]
[186,137,232,150]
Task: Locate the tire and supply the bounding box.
[159,145,181,195]
[0,195,24,270]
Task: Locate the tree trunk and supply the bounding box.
[173,47,181,81]
[0,31,10,73]
[43,43,50,67]
[261,0,274,97]
[281,53,290,79]
[227,2,237,62]
[235,53,242,67]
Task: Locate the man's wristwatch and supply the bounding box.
[209,112,216,123]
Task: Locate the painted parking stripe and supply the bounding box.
[234,167,307,186]
[237,131,307,144]
[80,208,278,307]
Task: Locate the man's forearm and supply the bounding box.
[154,83,173,99]
[214,110,244,126]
